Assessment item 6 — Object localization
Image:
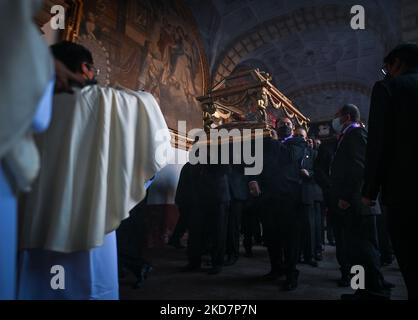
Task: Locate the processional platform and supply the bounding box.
[197,69,310,144]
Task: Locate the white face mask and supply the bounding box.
[332,117,344,133]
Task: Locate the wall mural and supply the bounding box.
[75,0,208,133]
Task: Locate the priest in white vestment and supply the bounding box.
[17,42,173,299]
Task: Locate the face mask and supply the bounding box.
[277,125,292,138]
[332,117,344,133]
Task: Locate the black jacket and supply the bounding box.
[300,146,323,205]
[195,163,231,205]
[314,138,337,193]
[282,136,308,192]
[363,69,418,205]
[249,137,292,198]
[227,164,249,201]
[175,162,196,208]
[330,126,367,203]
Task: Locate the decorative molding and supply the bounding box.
[62,0,84,42]
[198,69,310,138]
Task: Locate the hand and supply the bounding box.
[54,59,85,94]
[338,199,351,210]
[248,181,261,197]
[300,169,310,178]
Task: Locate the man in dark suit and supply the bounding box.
[248,135,285,280]
[362,43,418,299]
[294,128,318,267]
[169,162,196,248]
[376,196,394,266]
[312,139,325,260]
[318,134,351,287]
[249,118,307,290]
[282,129,316,288]
[330,104,388,299]
[225,164,249,266]
[241,196,262,257]
[314,136,337,247]
[184,143,231,275]
[117,192,152,288]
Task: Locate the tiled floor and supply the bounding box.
[120,244,407,300]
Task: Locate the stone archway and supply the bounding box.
[211,4,397,86]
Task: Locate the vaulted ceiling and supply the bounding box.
[186,0,402,122]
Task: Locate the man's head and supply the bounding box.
[50,41,97,81]
[332,104,361,133]
[293,127,307,140]
[318,123,331,137]
[276,117,294,139]
[383,43,418,78]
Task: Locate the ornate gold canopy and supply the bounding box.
[197,69,310,138]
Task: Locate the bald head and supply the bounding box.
[336,104,361,123]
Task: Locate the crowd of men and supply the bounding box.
[170,43,418,300]
[1,1,417,300]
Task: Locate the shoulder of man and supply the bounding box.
[284,136,305,146]
[373,78,391,92]
[385,72,417,92]
[344,126,367,144]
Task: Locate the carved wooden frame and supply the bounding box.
[198,69,310,138]
[61,0,84,42]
